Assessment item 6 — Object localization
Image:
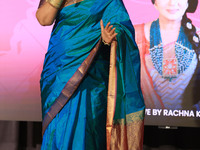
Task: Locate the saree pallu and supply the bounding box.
[40,0,145,149]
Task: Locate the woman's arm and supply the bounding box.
[36,0,64,26]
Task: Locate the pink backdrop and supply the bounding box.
[0,0,52,121]
[0,0,200,121]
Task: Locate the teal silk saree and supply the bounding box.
[40,0,145,149]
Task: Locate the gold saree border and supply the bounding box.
[42,39,102,136]
[106,40,117,150]
[113,110,145,125]
[105,38,145,149]
[111,110,145,150]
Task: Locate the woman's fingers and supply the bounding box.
[100,19,104,31]
[110,27,116,35]
[100,19,117,44]
[101,20,115,33]
[105,22,111,30]
[111,33,118,39]
[108,25,113,32]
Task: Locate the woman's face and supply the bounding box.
[154,0,188,21]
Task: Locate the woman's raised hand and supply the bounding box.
[100,20,117,46]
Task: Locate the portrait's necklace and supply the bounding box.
[149,19,195,81]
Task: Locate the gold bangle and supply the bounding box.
[102,38,111,46]
[46,0,64,9]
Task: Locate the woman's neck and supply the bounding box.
[158,17,182,45]
[159,17,181,31]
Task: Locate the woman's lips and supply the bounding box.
[167,9,179,14]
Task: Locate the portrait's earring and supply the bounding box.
[186,22,192,30]
[193,35,199,43]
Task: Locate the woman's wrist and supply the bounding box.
[102,38,111,46]
[46,0,64,9]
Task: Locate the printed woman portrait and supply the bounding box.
[134,0,200,110]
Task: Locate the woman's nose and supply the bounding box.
[168,0,178,5]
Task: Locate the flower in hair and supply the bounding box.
[186,22,192,30]
[193,35,199,43]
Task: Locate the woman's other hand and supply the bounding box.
[100,20,117,46]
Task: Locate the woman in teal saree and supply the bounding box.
[36,0,145,149]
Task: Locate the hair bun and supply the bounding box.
[187,0,198,13]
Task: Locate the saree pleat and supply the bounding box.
[40,0,145,149]
[42,39,102,135]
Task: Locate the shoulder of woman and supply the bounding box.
[133,21,152,31]
[133,24,145,44]
[134,23,144,31]
[143,21,153,42]
[133,21,154,42]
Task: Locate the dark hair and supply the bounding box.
[182,15,200,54]
[180,0,200,55]
[180,0,200,108]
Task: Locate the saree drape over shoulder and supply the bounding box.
[40,0,145,149]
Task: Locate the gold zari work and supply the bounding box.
[110,110,145,150]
